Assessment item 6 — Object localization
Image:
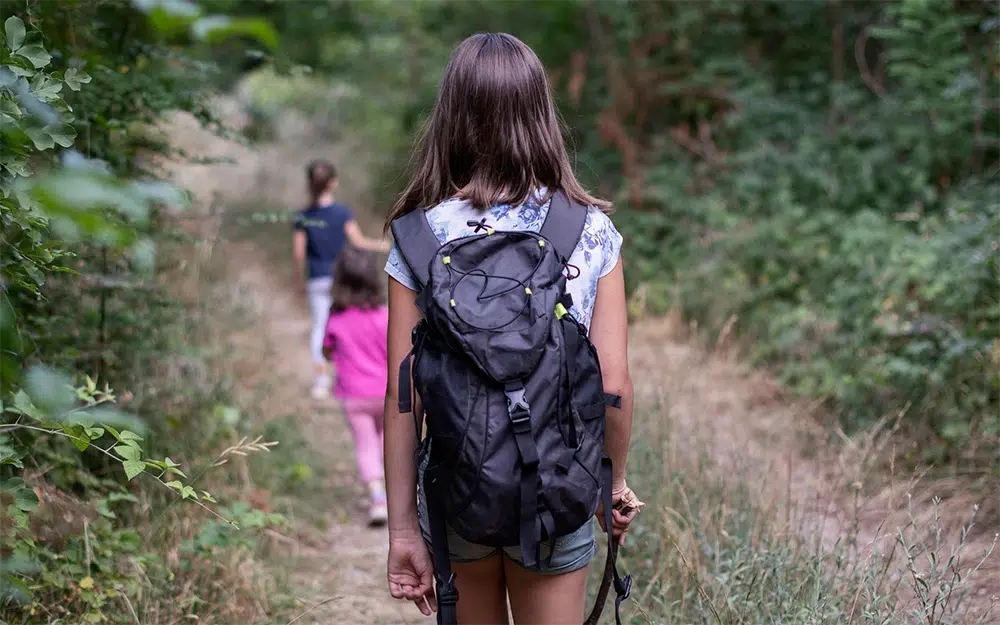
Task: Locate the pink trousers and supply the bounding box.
[341,397,385,484]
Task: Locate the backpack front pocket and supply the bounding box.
[416,345,488,522]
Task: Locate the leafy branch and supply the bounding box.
[1,376,274,528]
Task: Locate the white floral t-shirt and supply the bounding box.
[384,190,622,331]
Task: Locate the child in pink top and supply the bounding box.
[323,244,389,527]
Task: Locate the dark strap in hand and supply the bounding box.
[584,457,632,625]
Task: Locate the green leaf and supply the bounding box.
[25,366,75,417]
[122,459,145,481]
[180,486,197,500]
[164,480,183,491]
[44,123,76,148]
[63,68,91,91]
[0,554,38,576]
[0,440,23,469]
[13,487,37,512]
[0,572,32,604]
[14,45,51,69]
[25,126,54,150]
[65,425,90,452]
[29,74,62,100]
[10,390,40,420]
[118,430,142,442]
[0,99,20,120]
[113,445,140,461]
[5,65,33,78]
[85,426,104,440]
[4,17,25,51]
[201,491,217,503]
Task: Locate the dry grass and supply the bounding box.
[608,312,999,624]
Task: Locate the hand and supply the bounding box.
[597,481,644,547]
[387,533,436,616]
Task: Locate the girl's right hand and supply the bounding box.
[387,532,437,616]
[598,481,644,546]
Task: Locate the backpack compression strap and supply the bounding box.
[390,208,440,288]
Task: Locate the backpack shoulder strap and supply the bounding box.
[390,209,440,289]
[538,191,588,262]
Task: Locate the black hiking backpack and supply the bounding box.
[391,192,632,625]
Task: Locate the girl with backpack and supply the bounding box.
[293,159,389,400]
[382,33,642,625]
[322,244,390,527]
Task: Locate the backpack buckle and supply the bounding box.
[504,388,531,426]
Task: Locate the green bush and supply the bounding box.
[1,2,287,622]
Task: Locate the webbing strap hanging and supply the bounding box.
[504,380,542,569]
[425,474,459,625]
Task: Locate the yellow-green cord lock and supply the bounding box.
[442,256,451,265]
[525,287,532,295]
[486,228,495,235]
[450,299,456,307]
[554,303,568,319]
[538,240,546,248]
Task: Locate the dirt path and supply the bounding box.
[221,243,431,625]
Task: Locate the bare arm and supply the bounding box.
[292,230,307,283]
[384,277,423,536]
[346,219,391,253]
[588,258,633,489]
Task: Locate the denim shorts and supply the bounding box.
[416,462,596,574]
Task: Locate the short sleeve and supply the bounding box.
[595,211,623,278]
[385,243,420,291]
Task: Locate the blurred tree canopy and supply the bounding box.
[224,0,999,473]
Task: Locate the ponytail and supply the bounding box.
[306,159,337,202]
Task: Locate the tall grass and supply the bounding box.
[599,391,998,625]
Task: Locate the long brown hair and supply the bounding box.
[385,32,610,231]
[330,244,386,313]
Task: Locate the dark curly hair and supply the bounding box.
[331,244,385,313]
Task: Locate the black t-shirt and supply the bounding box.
[294,202,353,279]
